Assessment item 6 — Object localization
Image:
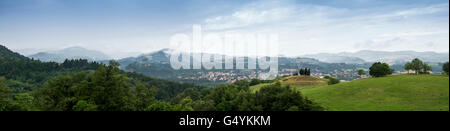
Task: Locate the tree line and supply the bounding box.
[366,58,449,78]
[404,58,432,74]
[293,68,311,76]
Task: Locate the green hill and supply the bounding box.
[279,76,328,87]
[301,75,449,111]
[250,75,449,111]
[0,45,28,60]
[250,76,328,93]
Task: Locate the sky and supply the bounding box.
[0,0,449,58]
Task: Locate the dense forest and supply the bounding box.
[0,45,322,111]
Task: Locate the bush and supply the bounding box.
[73,100,98,111]
[249,79,261,86]
[443,62,449,75]
[324,76,340,85]
[146,101,174,111]
[0,77,14,111]
[369,62,393,77]
[255,83,323,111]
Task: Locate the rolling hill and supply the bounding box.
[303,75,449,111]
[251,75,449,111]
[278,76,329,87]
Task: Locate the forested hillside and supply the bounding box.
[1,45,202,110]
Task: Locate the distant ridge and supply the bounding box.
[28,46,111,62]
[302,50,449,64]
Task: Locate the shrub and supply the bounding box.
[324,76,340,85]
[369,62,393,77]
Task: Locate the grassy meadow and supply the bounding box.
[251,75,449,111]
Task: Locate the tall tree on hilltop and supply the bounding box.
[369,62,393,77]
[357,69,366,78]
[404,58,432,74]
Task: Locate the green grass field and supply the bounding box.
[249,76,328,93]
[251,75,449,111]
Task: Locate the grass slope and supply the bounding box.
[249,76,328,93]
[301,75,449,111]
[279,76,328,87]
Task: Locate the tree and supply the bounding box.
[443,62,449,75]
[405,58,432,74]
[369,62,393,77]
[306,68,311,76]
[90,61,132,111]
[357,69,366,78]
[404,62,413,74]
[146,101,175,111]
[14,93,35,111]
[254,83,323,111]
[131,82,155,111]
[173,97,195,111]
[410,58,424,74]
[324,76,340,85]
[299,68,310,76]
[299,68,304,76]
[72,100,98,111]
[421,63,432,74]
[35,61,135,111]
[249,79,261,86]
[206,84,240,111]
[35,74,78,111]
[0,77,13,111]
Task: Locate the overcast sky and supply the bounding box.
[1,0,449,58]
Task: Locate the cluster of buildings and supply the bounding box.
[181,71,259,83]
[177,68,364,84]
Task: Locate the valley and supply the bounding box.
[2,44,449,111]
[15,46,449,86]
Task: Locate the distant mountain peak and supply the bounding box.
[159,48,173,52]
[61,46,86,51]
[148,48,174,54]
[28,46,111,62]
[55,46,98,53]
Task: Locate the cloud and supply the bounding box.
[2,0,448,58]
[375,3,449,18]
[199,0,449,56]
[203,1,347,32]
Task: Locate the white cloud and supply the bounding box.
[199,0,449,56]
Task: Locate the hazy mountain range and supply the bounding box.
[115,49,447,85]
[302,50,449,64]
[22,46,449,67]
[28,46,111,62]
[3,44,448,85]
